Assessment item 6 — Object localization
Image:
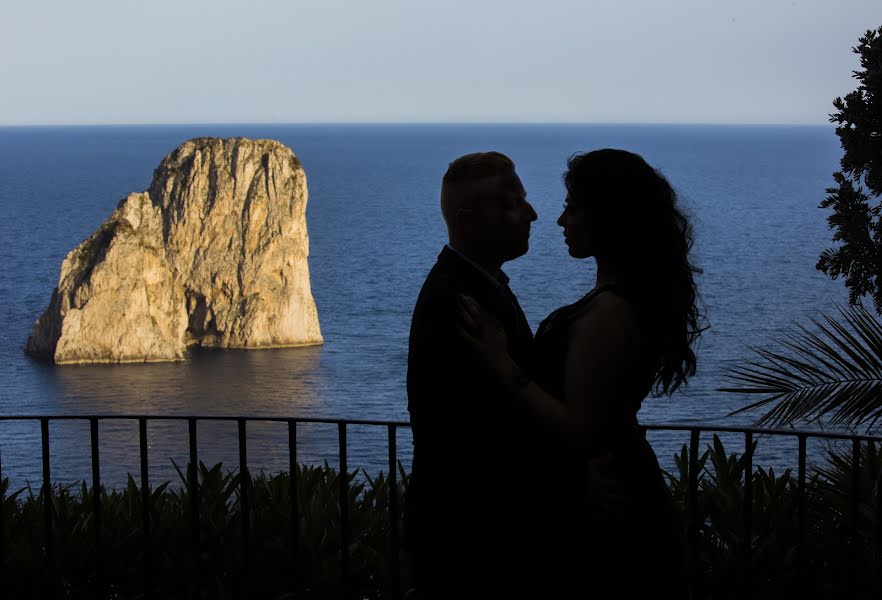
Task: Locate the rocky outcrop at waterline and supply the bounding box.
[26,137,323,364]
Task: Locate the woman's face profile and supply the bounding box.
[557,193,595,259]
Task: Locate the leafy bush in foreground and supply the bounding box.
[1,438,880,598]
[1,462,411,599]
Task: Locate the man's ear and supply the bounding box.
[455,208,475,226]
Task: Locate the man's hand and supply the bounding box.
[585,453,630,518]
[456,294,510,372]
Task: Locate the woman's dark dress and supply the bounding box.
[529,283,687,596]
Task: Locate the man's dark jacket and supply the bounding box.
[406,246,537,597]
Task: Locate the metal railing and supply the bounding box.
[0,415,880,598]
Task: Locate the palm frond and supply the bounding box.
[720,304,882,432]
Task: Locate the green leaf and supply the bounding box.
[721,304,882,431]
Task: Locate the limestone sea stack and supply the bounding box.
[26,137,323,364]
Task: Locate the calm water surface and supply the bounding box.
[0,124,851,487]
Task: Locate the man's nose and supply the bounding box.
[525,201,537,222]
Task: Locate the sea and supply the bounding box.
[0,124,853,489]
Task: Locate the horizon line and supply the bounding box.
[0,120,834,129]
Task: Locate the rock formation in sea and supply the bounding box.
[26,137,323,364]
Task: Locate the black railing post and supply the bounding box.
[41,417,56,596]
[188,418,201,599]
[139,418,152,597]
[876,454,882,590]
[238,419,251,595]
[90,418,103,593]
[877,450,882,589]
[688,428,700,597]
[743,431,753,583]
[849,438,861,590]
[388,424,401,600]
[797,434,807,575]
[0,441,4,588]
[288,420,299,595]
[338,422,350,599]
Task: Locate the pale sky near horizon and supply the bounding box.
[1,0,880,125]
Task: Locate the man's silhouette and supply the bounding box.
[406,152,539,598]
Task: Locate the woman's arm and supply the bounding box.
[459,292,639,444]
[557,293,639,440]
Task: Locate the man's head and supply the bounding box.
[440,151,537,266]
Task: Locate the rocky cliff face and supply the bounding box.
[26,137,323,364]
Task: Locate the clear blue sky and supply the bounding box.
[2,0,880,125]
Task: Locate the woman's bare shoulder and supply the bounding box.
[570,290,640,346]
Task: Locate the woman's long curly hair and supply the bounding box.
[564,149,705,396]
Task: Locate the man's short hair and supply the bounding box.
[442,151,515,184]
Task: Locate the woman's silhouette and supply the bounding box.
[459,149,703,596]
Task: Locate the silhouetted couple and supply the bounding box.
[406,150,702,598]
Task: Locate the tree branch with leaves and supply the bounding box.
[817,26,882,311]
[725,27,882,432]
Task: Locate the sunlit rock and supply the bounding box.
[26,137,323,364]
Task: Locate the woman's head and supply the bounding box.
[560,148,704,396]
[559,149,675,261]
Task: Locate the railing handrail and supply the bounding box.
[643,422,882,442]
[0,414,412,427]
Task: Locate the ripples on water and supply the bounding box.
[0,124,853,487]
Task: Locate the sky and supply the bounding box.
[1,0,880,125]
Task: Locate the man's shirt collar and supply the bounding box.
[445,244,510,289]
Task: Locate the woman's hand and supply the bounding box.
[456,294,512,375]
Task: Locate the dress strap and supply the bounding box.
[571,282,620,312]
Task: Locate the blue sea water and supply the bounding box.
[0,124,850,488]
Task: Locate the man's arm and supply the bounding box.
[408,290,473,450]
